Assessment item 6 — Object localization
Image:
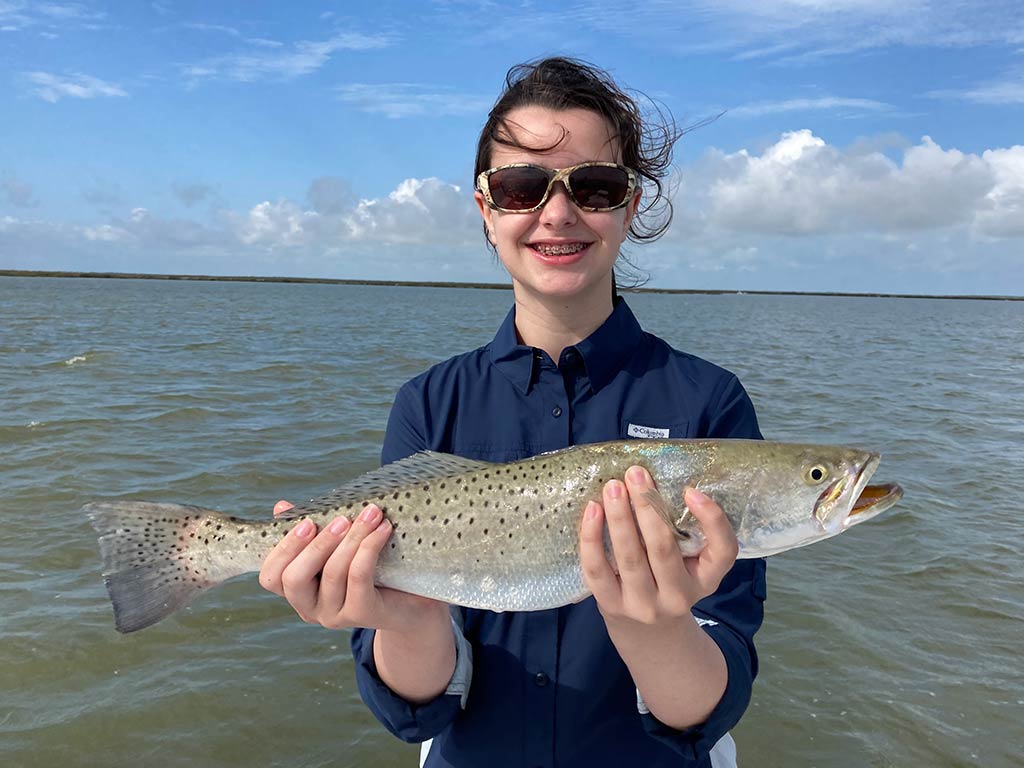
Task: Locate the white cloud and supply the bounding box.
[0,1,104,31]
[24,71,127,102]
[669,129,1021,239]
[83,223,131,242]
[336,83,492,118]
[184,22,283,48]
[929,75,1024,105]
[447,1,1024,61]
[731,96,893,117]
[231,178,479,250]
[183,32,393,83]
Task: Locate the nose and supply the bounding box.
[538,181,578,227]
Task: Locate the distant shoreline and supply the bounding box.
[1,269,1020,301]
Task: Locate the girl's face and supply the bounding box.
[474,106,640,309]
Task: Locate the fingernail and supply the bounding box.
[585,501,600,520]
[295,519,315,539]
[607,481,623,499]
[627,466,649,485]
[685,486,709,503]
[359,505,381,524]
[328,517,350,535]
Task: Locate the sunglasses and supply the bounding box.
[476,162,639,213]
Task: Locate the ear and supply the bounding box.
[474,190,497,243]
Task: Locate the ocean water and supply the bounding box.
[1,276,1021,767]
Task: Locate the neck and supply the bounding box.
[511,283,615,361]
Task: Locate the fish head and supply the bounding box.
[706,442,904,557]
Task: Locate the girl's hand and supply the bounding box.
[579,467,738,627]
[258,501,448,633]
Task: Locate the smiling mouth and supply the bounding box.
[530,242,589,256]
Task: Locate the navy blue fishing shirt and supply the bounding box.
[351,298,766,768]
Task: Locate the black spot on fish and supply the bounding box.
[499,517,505,524]
[401,532,407,540]
[417,538,422,545]
[405,492,411,498]
[431,514,437,521]
[483,501,489,508]
[457,532,462,539]
[393,492,400,500]
[426,498,432,505]
[414,514,420,522]
[440,483,446,489]
[483,528,489,536]
[443,518,449,525]
[261,531,267,538]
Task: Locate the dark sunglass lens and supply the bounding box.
[488,167,550,210]
[569,166,629,209]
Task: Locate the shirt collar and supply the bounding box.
[488,297,645,395]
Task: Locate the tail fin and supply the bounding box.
[85,501,235,633]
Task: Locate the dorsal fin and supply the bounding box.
[276,452,496,519]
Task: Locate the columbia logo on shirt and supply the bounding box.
[627,423,670,439]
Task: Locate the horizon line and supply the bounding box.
[1,269,1020,302]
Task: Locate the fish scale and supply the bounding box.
[86,439,903,633]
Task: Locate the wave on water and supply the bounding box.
[41,351,110,368]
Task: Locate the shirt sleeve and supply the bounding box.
[639,373,767,757]
[350,379,473,743]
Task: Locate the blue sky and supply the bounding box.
[1,1,1022,296]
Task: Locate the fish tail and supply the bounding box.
[85,501,242,633]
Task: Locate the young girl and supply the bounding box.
[259,58,765,768]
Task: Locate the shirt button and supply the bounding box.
[534,672,549,687]
[551,406,562,418]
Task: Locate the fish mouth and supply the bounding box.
[844,482,903,528]
[839,452,903,530]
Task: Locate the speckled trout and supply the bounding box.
[86,439,902,633]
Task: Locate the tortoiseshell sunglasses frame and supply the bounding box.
[476,162,639,213]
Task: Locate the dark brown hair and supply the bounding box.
[475,57,679,285]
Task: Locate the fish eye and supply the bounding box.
[805,465,828,484]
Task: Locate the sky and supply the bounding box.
[1,1,1022,296]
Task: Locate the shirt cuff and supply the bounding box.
[634,613,754,761]
[445,609,474,708]
[351,608,472,743]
